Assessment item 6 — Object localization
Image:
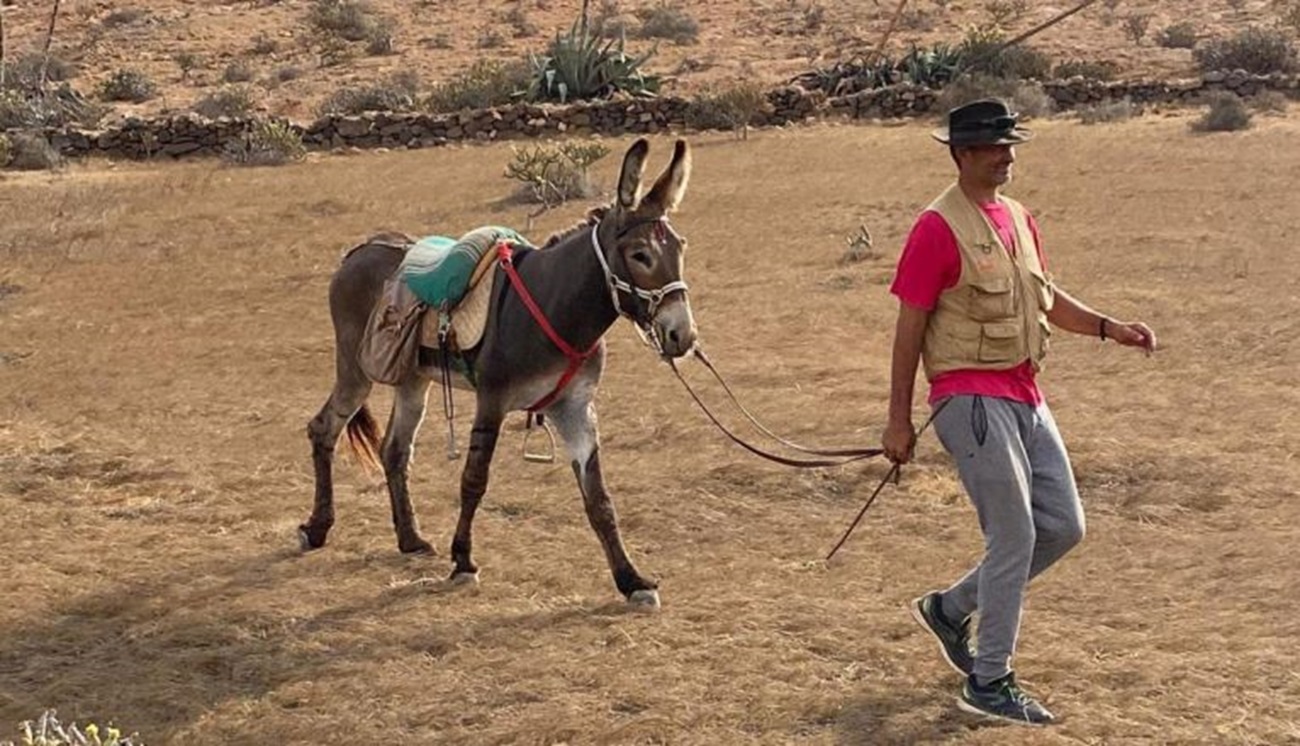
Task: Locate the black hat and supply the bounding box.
[932,98,1033,146]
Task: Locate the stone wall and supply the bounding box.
[21,71,1300,162]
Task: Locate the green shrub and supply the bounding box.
[505,141,611,205]
[1156,21,1198,49]
[99,69,157,102]
[1052,59,1119,80]
[685,82,771,138]
[426,59,529,112]
[1191,91,1252,132]
[526,22,660,103]
[193,86,256,119]
[0,134,10,168]
[222,119,307,166]
[635,2,699,44]
[900,43,963,87]
[1194,27,1297,74]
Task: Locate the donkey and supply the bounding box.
[302,138,696,608]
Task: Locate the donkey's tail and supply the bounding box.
[346,404,383,472]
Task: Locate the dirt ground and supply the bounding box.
[1,0,1290,121]
[2,107,1299,744]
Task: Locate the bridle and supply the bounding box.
[590,220,688,351]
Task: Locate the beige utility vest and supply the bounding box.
[921,184,1056,380]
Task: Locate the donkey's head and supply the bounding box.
[594,138,697,359]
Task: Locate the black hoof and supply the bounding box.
[298,523,329,551]
[400,538,436,555]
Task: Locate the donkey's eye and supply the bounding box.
[630,250,653,268]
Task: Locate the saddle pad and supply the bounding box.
[400,226,529,308]
[419,262,497,353]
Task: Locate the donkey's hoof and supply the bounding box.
[297,526,326,552]
[628,589,661,611]
[399,538,435,555]
[451,571,480,587]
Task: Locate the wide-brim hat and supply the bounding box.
[932,98,1033,146]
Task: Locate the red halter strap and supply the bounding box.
[496,242,599,412]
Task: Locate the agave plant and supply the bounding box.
[900,43,963,88]
[526,21,660,103]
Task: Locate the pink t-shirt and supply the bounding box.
[890,201,1047,406]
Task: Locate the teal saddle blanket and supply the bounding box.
[399,225,533,308]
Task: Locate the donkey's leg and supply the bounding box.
[449,408,504,584]
[381,377,435,554]
[302,377,373,550]
[550,399,659,608]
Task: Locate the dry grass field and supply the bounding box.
[2,107,1299,744]
[4,0,1300,743]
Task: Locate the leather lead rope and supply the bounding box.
[824,397,950,562]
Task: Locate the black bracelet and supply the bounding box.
[1099,317,1108,341]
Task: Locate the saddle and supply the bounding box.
[358,227,529,385]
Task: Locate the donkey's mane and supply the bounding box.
[541,205,611,249]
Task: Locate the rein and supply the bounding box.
[666,349,883,468]
[664,346,949,560]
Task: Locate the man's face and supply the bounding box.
[957,143,1016,187]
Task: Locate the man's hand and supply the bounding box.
[882,419,917,464]
[1107,319,1158,356]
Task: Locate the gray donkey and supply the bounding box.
[303,138,697,608]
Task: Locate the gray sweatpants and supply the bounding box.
[932,395,1086,684]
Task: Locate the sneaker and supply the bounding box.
[957,672,1056,726]
[910,592,974,676]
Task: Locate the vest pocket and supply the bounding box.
[978,321,1022,363]
[967,276,1016,321]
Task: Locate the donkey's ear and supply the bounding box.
[616,138,651,210]
[642,139,691,215]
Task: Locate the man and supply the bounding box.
[882,99,1157,726]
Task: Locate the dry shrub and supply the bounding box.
[505,141,610,205]
[425,59,527,112]
[685,82,771,139]
[1249,90,1289,115]
[99,69,157,102]
[222,119,306,166]
[1193,27,1297,74]
[319,73,419,115]
[1156,21,1198,50]
[308,0,379,41]
[635,2,700,45]
[193,86,256,119]
[505,6,540,38]
[1122,13,1152,45]
[366,19,398,55]
[1078,97,1137,125]
[936,73,1053,120]
[102,7,149,28]
[1191,92,1252,132]
[4,131,62,171]
[223,61,255,83]
[0,133,10,168]
[1053,59,1119,81]
[5,52,79,87]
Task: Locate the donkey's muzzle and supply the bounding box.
[654,300,697,359]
